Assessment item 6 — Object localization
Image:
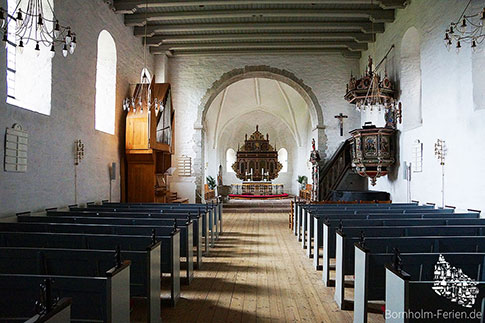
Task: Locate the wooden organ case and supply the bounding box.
[124,82,175,203]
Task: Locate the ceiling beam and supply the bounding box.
[160,48,362,58]
[125,9,395,26]
[152,41,368,53]
[135,22,385,37]
[113,0,407,14]
[145,32,376,47]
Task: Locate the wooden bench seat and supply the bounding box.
[0,261,131,323]
[312,216,485,270]
[17,215,194,284]
[0,231,180,307]
[49,208,207,263]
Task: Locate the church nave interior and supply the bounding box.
[1,0,485,322]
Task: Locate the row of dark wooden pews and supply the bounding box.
[0,200,223,322]
[292,198,485,323]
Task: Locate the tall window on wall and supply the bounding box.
[278,148,288,173]
[226,148,236,173]
[95,30,117,135]
[401,27,422,130]
[6,0,52,115]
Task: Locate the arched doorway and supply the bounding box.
[194,66,327,201]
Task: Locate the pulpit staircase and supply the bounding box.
[318,139,365,201]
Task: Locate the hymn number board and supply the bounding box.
[4,124,28,172]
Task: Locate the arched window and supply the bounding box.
[401,27,422,130]
[6,0,52,115]
[95,30,117,135]
[278,148,288,173]
[226,148,236,173]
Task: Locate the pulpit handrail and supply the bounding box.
[318,139,352,200]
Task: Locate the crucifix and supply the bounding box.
[334,113,348,136]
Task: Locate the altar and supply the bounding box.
[231,182,284,195]
[228,126,287,199]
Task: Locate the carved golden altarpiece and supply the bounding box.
[124,82,175,203]
[232,126,283,182]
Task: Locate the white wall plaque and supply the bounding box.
[4,123,28,172]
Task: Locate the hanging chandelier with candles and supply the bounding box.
[122,0,163,116]
[344,45,398,112]
[0,0,76,57]
[444,0,485,51]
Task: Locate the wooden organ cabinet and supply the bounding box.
[124,82,175,203]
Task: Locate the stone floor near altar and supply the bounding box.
[147,211,385,323]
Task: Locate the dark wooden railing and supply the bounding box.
[318,139,352,201]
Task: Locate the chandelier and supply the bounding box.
[344,45,397,112]
[122,0,163,116]
[0,0,76,57]
[444,0,485,51]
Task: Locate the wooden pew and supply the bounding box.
[350,235,485,323]
[292,200,423,238]
[17,214,194,284]
[50,208,207,263]
[334,225,485,309]
[2,294,71,323]
[97,201,223,237]
[0,260,131,322]
[354,237,485,322]
[385,261,485,323]
[313,216,485,270]
[0,231,180,307]
[25,297,72,323]
[0,240,161,322]
[298,204,439,244]
[76,204,218,249]
[302,206,455,250]
[309,210,474,261]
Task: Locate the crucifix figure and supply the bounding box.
[334,113,348,136]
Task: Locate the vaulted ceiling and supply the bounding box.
[205,77,310,149]
[112,0,408,58]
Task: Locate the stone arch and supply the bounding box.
[192,65,327,201]
[195,65,324,130]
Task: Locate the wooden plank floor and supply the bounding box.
[158,212,385,323]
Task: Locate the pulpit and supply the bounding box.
[124,82,175,202]
[349,125,396,185]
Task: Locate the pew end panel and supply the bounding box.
[195,218,203,269]
[167,230,181,307]
[106,260,131,323]
[354,243,369,323]
[313,217,323,270]
[0,265,131,323]
[24,297,72,323]
[322,222,334,287]
[384,265,410,323]
[184,221,194,284]
[147,241,162,323]
[334,230,347,310]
